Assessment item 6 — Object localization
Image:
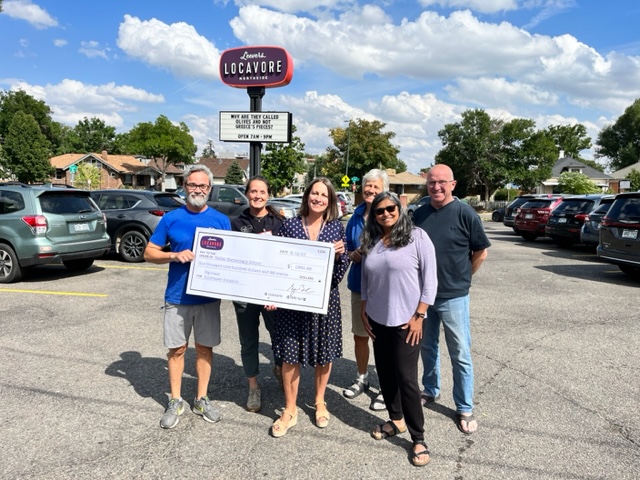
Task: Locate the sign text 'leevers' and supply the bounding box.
[219,46,293,88]
[219,112,292,143]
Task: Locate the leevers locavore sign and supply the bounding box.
[219,46,294,88]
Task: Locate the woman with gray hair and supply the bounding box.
[360,192,438,467]
[343,169,389,411]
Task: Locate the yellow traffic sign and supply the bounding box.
[341,175,350,184]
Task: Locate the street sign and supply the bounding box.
[69,164,77,174]
[219,111,292,143]
[351,176,360,183]
[341,175,350,188]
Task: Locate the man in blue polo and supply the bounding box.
[144,164,231,429]
[413,164,490,435]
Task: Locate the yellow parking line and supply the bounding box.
[96,264,168,271]
[0,288,107,297]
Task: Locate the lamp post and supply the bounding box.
[344,120,351,179]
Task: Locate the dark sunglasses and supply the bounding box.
[374,205,398,215]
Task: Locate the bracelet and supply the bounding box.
[414,311,425,318]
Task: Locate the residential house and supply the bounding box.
[608,160,640,192]
[537,156,611,194]
[385,169,426,205]
[49,151,184,190]
[197,155,249,185]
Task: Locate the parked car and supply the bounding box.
[283,193,346,218]
[580,198,615,246]
[597,192,640,278]
[0,183,110,283]
[545,195,614,247]
[266,199,297,219]
[407,196,430,218]
[337,192,354,214]
[503,194,562,229]
[206,184,249,219]
[514,196,565,241]
[90,190,184,262]
[492,207,505,222]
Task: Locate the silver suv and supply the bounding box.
[0,183,110,283]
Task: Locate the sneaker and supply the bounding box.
[160,398,185,429]
[421,393,441,407]
[192,396,222,423]
[246,387,261,413]
[343,378,369,399]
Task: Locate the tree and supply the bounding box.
[1,111,53,183]
[74,162,101,189]
[557,172,600,194]
[261,126,307,195]
[627,169,640,191]
[0,89,63,153]
[544,124,592,159]
[435,109,557,199]
[66,117,116,153]
[596,98,640,171]
[224,160,245,185]
[125,115,197,189]
[325,119,403,190]
[202,140,217,158]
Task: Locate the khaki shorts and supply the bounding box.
[350,292,368,337]
[163,301,221,349]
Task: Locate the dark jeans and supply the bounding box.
[370,317,424,443]
[233,301,282,378]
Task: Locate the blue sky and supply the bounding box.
[1,0,639,174]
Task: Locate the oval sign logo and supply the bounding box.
[200,236,224,250]
[219,46,294,88]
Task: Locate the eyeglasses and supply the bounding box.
[427,180,454,188]
[185,183,211,191]
[374,205,398,215]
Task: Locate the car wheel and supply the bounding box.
[619,264,640,279]
[63,258,95,271]
[520,232,538,241]
[119,230,147,263]
[0,244,24,283]
[492,211,502,222]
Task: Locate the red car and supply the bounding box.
[514,196,565,241]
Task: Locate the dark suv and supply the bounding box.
[597,192,640,278]
[206,184,248,219]
[514,196,565,241]
[545,194,614,247]
[90,190,184,262]
[0,183,110,283]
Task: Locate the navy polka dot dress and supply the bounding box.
[273,216,350,367]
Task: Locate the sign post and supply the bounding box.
[219,46,294,178]
[69,164,77,185]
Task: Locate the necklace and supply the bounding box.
[303,216,325,241]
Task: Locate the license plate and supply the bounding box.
[525,213,533,219]
[622,229,638,239]
[74,223,90,232]
[558,218,567,223]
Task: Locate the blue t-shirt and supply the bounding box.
[345,202,367,293]
[150,205,231,305]
[413,199,491,299]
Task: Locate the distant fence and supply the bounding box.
[465,199,509,211]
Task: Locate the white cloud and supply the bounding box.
[79,41,110,59]
[53,39,67,47]
[233,0,352,14]
[446,77,558,108]
[3,79,164,128]
[116,15,220,79]
[2,0,58,29]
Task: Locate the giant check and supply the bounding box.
[186,228,336,314]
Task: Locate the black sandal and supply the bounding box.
[456,413,477,435]
[411,441,431,467]
[371,420,407,440]
[343,378,369,399]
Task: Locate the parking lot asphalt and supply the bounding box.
[1,221,638,479]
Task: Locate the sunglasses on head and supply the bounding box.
[374,205,398,215]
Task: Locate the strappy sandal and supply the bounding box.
[371,420,407,440]
[315,402,330,428]
[343,378,369,399]
[411,441,431,467]
[271,409,297,438]
[456,413,477,435]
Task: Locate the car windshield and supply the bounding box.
[592,201,613,214]
[553,199,594,213]
[154,194,185,207]
[521,199,553,209]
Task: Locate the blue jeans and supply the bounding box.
[420,295,474,414]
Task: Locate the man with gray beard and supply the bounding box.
[144,165,231,429]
